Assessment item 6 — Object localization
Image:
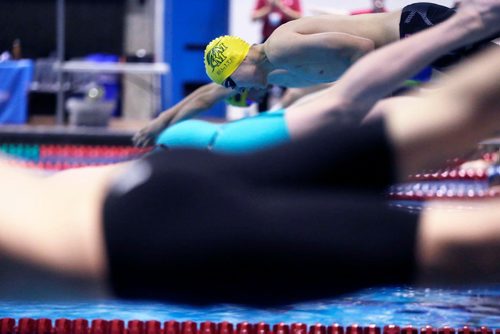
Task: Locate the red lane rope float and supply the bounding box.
[38,145,150,160]
[407,153,498,182]
[1,319,499,334]
[387,183,497,201]
[409,167,487,182]
[3,145,153,171]
[389,156,500,202]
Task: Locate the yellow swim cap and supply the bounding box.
[204,36,251,85]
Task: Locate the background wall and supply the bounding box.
[0,0,125,60]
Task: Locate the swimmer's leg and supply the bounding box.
[0,160,126,279]
[418,198,500,285]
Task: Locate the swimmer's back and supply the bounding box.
[266,10,402,53]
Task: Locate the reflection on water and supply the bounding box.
[1,286,500,327]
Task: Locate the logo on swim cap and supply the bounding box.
[204,36,250,85]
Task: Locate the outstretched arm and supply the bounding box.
[133,83,233,147]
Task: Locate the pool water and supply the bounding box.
[1,286,500,328]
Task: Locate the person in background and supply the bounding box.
[252,0,302,111]
[252,0,302,42]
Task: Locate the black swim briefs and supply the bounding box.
[103,120,419,306]
[400,2,499,71]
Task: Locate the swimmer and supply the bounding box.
[134,0,500,155]
[0,0,499,305]
[133,84,266,147]
[1,47,499,305]
[135,1,491,148]
[132,82,332,148]
[205,2,498,90]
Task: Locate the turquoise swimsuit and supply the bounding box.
[156,109,290,154]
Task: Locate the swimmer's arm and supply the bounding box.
[133,83,233,146]
[169,83,233,124]
[329,4,494,119]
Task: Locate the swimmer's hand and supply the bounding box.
[133,119,164,147]
[458,0,500,36]
[133,83,232,147]
[133,105,185,147]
